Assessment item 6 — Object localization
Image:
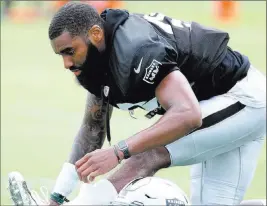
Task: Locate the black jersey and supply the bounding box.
[77,9,250,117]
[135,12,250,100]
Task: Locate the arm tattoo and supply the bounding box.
[68,92,113,164]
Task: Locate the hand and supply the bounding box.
[75,147,120,182]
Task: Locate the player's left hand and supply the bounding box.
[75,147,119,182]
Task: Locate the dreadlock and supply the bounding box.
[48,2,104,40]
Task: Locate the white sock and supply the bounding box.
[64,179,118,205]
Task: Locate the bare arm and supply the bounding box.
[68,92,113,164]
[125,70,202,155]
[49,93,112,205]
[73,70,202,188]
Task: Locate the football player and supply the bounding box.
[9,2,266,205]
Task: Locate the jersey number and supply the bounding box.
[143,13,191,35]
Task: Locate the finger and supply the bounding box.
[75,165,82,181]
[76,155,91,181]
[81,165,98,183]
[76,159,92,175]
[82,176,89,183]
[88,176,95,182]
[76,163,87,181]
[77,172,81,181]
[75,153,90,169]
[88,170,100,182]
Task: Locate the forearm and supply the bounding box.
[68,98,113,164]
[51,93,112,203]
[68,123,106,164]
[125,70,202,156]
[126,106,201,155]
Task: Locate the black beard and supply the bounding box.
[71,41,95,72]
[75,43,107,96]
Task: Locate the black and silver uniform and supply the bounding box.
[77,9,250,116]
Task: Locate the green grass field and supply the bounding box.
[1,1,266,205]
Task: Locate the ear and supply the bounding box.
[87,25,104,45]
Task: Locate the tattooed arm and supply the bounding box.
[49,92,113,205]
[69,92,113,164]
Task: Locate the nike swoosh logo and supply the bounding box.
[134,57,143,74]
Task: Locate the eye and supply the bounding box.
[61,48,75,56]
[68,48,75,55]
[66,48,75,56]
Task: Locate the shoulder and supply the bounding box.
[111,14,160,66]
[130,42,178,92]
[109,14,178,97]
[111,13,177,73]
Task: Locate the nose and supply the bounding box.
[62,56,74,69]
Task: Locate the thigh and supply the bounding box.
[166,94,266,166]
[190,136,265,205]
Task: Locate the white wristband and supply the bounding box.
[52,162,79,197]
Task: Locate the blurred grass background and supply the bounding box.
[1,1,266,205]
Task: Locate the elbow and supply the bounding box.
[170,104,202,132]
[193,113,202,128]
[187,107,202,131]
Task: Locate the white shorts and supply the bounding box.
[165,66,266,205]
